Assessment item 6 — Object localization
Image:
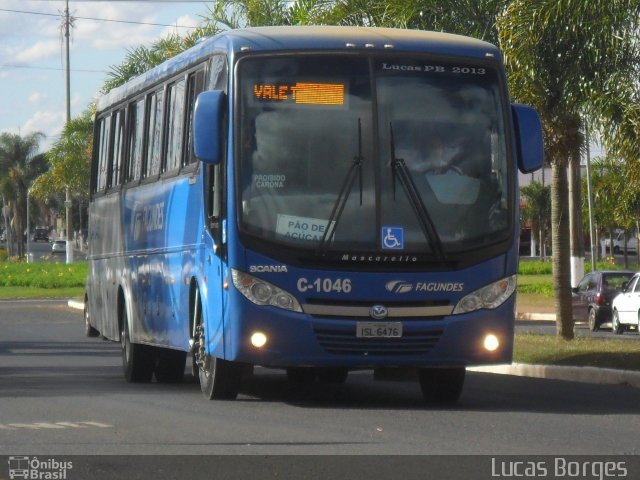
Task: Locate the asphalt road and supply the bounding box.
[24,239,87,262]
[1,300,640,465]
[516,319,640,338]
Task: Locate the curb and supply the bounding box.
[516,312,556,321]
[68,299,84,311]
[69,299,638,389]
[469,363,640,389]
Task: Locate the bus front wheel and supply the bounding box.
[199,356,242,400]
[418,367,465,403]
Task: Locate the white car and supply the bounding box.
[604,230,638,254]
[51,240,66,254]
[611,272,640,334]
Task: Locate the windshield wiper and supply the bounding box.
[316,119,364,255]
[389,122,445,259]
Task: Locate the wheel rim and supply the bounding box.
[588,310,596,330]
[613,312,619,332]
[191,288,211,385]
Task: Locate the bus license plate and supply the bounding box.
[356,322,402,338]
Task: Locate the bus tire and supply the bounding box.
[121,308,156,383]
[199,356,242,400]
[418,367,465,403]
[316,368,348,384]
[84,302,99,337]
[155,348,187,383]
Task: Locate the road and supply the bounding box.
[25,239,87,262]
[1,300,639,462]
[517,319,640,338]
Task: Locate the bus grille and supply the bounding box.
[313,324,443,356]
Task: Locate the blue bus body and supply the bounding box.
[86,26,542,401]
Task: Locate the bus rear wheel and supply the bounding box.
[418,367,465,403]
[84,302,99,337]
[121,308,156,383]
[155,348,187,383]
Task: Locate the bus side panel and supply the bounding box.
[200,233,227,360]
[87,193,125,341]
[122,173,206,350]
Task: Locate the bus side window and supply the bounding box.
[126,98,145,182]
[164,78,186,173]
[109,109,125,189]
[183,69,206,167]
[96,116,111,192]
[144,90,164,178]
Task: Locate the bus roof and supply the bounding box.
[97,26,500,111]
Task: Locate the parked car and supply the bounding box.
[572,270,634,331]
[611,272,640,334]
[32,228,49,242]
[51,240,66,254]
[604,230,638,254]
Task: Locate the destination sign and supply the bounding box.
[253,82,345,105]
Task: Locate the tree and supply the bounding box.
[0,132,47,258]
[31,108,94,237]
[521,182,551,260]
[102,24,222,93]
[498,0,640,339]
[588,157,622,257]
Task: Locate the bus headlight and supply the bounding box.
[232,269,302,312]
[452,275,517,315]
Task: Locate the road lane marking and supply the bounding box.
[0,421,114,430]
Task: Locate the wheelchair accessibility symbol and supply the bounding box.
[382,226,404,250]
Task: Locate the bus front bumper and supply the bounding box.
[221,294,516,369]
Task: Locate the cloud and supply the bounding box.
[22,110,65,148]
[8,40,60,64]
[28,92,48,104]
[159,14,200,38]
[72,4,195,50]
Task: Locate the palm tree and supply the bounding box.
[498,0,640,339]
[103,24,222,93]
[0,132,47,258]
[31,108,95,239]
[521,182,551,260]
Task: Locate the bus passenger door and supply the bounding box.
[202,163,226,359]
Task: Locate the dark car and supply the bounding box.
[32,229,49,242]
[572,270,634,331]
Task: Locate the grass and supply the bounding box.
[515,333,640,371]
[0,261,87,289]
[0,286,85,300]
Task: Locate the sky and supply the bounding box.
[0,0,213,152]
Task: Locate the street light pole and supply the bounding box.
[64,0,73,264]
[585,126,596,270]
[26,189,31,263]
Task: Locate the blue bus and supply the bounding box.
[85,26,542,403]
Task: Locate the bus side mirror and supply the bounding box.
[193,90,226,164]
[512,103,544,173]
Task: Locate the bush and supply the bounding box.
[518,282,554,296]
[518,260,552,275]
[0,261,88,288]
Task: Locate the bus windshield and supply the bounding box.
[238,55,510,258]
